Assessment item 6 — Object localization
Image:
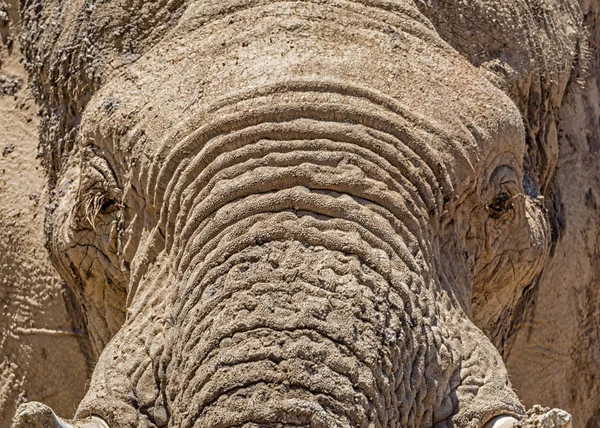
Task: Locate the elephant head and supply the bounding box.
[12,0,586,427]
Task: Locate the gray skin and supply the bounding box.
[11,0,586,427]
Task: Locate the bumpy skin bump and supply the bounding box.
[12,0,586,427]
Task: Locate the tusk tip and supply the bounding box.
[483,415,519,428]
[12,402,109,428]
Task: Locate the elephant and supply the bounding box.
[9,0,589,427]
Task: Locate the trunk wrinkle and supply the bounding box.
[175,188,425,276]
[149,79,454,210]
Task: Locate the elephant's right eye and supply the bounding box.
[76,187,123,231]
[99,195,120,215]
[75,150,123,230]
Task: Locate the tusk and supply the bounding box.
[12,402,109,428]
[483,415,519,428]
[90,416,110,428]
[54,415,109,428]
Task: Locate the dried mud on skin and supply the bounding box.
[516,407,573,428]
[1,0,600,427]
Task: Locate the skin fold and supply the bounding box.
[10,0,586,427]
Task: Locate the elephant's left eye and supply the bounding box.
[483,165,521,221]
[486,192,514,218]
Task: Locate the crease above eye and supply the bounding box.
[499,182,519,197]
[80,157,122,204]
[485,165,522,203]
[85,148,121,190]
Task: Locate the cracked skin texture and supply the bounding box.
[1,0,596,427]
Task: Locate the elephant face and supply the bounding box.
[15,0,585,427]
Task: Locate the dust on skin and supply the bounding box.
[1,0,597,428]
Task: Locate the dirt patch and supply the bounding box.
[0,2,88,425]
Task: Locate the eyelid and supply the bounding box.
[487,165,520,193]
[88,156,119,191]
[81,154,122,202]
[499,176,518,186]
[499,180,519,195]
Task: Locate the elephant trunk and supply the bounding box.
[74,85,523,427]
[142,84,521,427]
[166,229,447,427]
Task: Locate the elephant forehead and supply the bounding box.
[82,0,525,176]
[415,0,583,85]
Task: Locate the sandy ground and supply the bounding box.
[0,3,88,426]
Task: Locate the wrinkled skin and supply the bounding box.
[11,0,587,427]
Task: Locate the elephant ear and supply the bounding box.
[19,0,187,187]
[415,0,588,197]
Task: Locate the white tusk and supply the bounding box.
[57,415,110,428]
[90,416,110,428]
[483,415,519,428]
[12,402,110,428]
